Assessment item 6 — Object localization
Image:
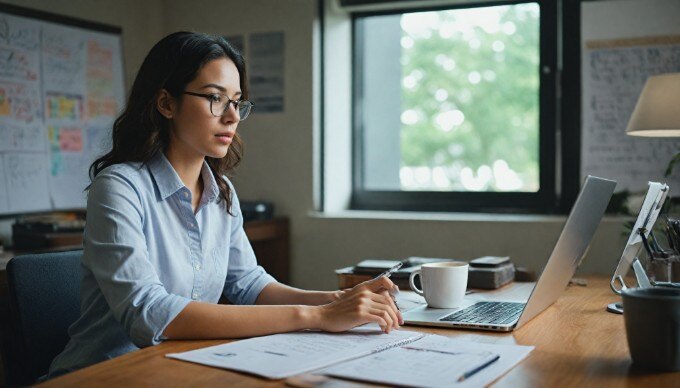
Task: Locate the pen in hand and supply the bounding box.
[457,354,500,382]
[373,262,404,280]
[372,262,403,312]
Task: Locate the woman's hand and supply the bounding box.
[316,277,403,334]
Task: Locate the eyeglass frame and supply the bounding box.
[182,91,254,120]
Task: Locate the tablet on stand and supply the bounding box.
[607,182,670,314]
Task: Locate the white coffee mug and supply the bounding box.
[409,262,469,308]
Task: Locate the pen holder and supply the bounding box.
[647,259,680,283]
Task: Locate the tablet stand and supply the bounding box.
[607,182,671,314]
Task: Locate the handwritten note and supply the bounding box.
[0,10,124,215]
[248,32,285,113]
[49,152,89,209]
[0,82,42,123]
[3,153,50,212]
[0,122,45,152]
[0,47,39,81]
[0,156,9,213]
[581,37,680,192]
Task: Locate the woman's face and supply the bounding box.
[167,57,241,160]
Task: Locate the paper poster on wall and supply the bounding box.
[248,32,284,113]
[0,8,124,215]
[581,36,680,192]
[3,152,51,213]
[0,156,8,213]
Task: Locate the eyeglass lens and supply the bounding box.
[211,99,252,120]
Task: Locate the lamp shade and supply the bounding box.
[626,72,680,137]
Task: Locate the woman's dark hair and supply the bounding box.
[89,31,247,214]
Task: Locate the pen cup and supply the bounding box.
[409,262,468,308]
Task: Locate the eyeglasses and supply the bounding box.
[183,91,253,120]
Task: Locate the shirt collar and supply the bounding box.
[200,160,220,204]
[148,152,220,203]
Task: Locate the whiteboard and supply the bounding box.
[0,5,124,216]
[581,0,680,193]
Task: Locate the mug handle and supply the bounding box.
[409,270,424,296]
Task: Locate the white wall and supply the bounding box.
[0,0,633,290]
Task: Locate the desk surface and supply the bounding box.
[41,275,680,387]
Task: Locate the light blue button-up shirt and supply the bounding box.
[48,152,276,377]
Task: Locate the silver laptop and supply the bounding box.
[403,176,616,332]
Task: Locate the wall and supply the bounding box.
[0,0,633,291]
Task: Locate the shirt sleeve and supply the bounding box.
[222,182,277,305]
[83,170,191,347]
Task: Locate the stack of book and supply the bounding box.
[468,256,515,289]
[336,257,456,290]
[12,213,85,250]
[336,256,516,290]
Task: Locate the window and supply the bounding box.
[350,0,559,212]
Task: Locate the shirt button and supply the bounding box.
[194,263,201,271]
[187,222,193,228]
[192,292,199,300]
[184,191,189,199]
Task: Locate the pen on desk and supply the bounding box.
[457,354,500,382]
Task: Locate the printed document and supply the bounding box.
[323,334,534,388]
[167,326,423,379]
[166,325,533,385]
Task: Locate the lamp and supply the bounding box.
[627,72,680,137]
[627,72,680,178]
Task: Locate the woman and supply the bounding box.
[48,31,401,377]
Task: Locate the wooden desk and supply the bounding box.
[39,276,680,387]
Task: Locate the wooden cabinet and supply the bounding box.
[0,217,291,280]
[244,217,290,284]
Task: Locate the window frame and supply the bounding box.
[349,0,562,213]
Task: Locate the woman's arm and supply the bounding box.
[164,277,403,339]
[254,282,341,305]
[163,302,317,339]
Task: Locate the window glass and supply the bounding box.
[358,3,540,193]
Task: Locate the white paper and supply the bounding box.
[324,334,534,388]
[0,11,124,215]
[248,32,285,113]
[0,156,9,214]
[166,326,424,379]
[3,153,51,212]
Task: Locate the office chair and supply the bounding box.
[2,250,82,385]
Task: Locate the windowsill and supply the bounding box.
[308,210,634,223]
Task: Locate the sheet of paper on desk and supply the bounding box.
[395,290,427,312]
[166,325,424,379]
[323,334,534,388]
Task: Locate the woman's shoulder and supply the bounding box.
[91,161,150,192]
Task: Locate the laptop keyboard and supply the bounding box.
[439,302,525,325]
